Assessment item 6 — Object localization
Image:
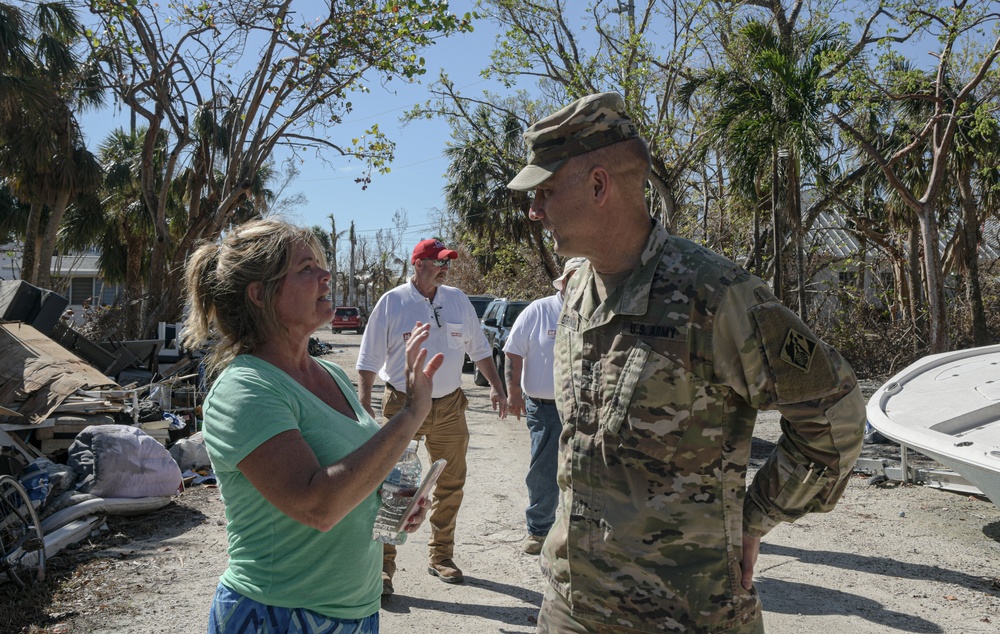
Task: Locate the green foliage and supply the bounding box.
[80,0,475,332]
[447,235,553,302]
[0,0,105,288]
[685,18,845,198]
[814,270,1000,380]
[436,91,547,271]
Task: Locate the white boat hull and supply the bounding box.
[866,344,1000,509]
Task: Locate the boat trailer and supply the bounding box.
[855,447,986,498]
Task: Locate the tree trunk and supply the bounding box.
[770,147,783,303]
[142,274,186,338]
[138,118,186,338]
[906,226,923,352]
[35,189,73,291]
[891,260,908,325]
[916,203,949,353]
[124,226,145,339]
[140,208,216,337]
[750,200,763,277]
[789,158,806,320]
[142,217,170,335]
[701,168,710,242]
[529,220,558,279]
[856,235,867,296]
[794,225,805,319]
[647,173,675,233]
[21,201,44,285]
[957,168,988,346]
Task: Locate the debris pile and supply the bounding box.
[0,280,211,585]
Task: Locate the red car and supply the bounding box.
[331,306,365,334]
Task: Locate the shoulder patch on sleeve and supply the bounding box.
[780,330,817,372]
[750,303,840,404]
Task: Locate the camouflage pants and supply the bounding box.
[537,583,765,634]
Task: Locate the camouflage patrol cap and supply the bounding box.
[507,92,638,191]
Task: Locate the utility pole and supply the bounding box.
[348,221,357,306]
[328,214,339,304]
[611,1,635,28]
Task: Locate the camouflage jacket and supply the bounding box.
[543,220,865,633]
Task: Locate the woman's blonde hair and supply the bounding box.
[182,218,326,378]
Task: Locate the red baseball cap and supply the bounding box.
[411,239,458,264]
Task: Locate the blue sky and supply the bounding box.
[278,10,503,246]
[80,1,504,251]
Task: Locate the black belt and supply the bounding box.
[527,396,556,405]
[387,383,459,402]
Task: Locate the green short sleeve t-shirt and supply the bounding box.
[203,355,382,619]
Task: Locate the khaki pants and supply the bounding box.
[538,583,765,634]
[381,385,469,574]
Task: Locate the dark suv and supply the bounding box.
[467,294,495,319]
[331,306,365,334]
[474,298,530,387]
[463,295,496,371]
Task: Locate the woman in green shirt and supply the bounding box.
[184,218,442,633]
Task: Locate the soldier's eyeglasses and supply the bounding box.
[423,259,450,268]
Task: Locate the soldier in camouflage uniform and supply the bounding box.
[507,92,866,633]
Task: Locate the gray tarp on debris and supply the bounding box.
[68,425,182,498]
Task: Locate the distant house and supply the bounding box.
[0,245,122,323]
[803,209,1000,321]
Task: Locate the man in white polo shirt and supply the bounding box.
[358,238,508,596]
[503,257,585,555]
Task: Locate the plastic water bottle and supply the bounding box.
[372,440,422,545]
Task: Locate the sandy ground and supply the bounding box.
[24,329,1000,633]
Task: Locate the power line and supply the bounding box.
[338,78,489,125]
[298,154,447,183]
[345,203,526,237]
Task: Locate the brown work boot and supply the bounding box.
[523,534,545,555]
[381,571,394,596]
[427,558,464,584]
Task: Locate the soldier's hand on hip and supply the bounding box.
[740,533,761,590]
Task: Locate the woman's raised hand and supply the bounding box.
[404,322,444,416]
